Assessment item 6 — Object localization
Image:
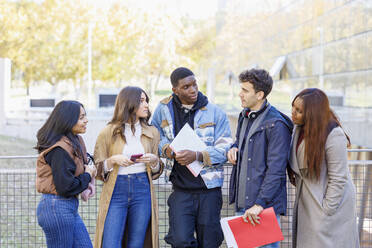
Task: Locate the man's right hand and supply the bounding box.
[227,147,238,165]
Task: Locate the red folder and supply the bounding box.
[227,207,284,248]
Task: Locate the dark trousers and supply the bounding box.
[165,188,224,248]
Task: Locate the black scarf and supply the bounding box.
[172,92,208,135]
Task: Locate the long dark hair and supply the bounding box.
[292,88,350,180]
[109,86,151,140]
[35,100,84,158]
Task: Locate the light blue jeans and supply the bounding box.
[37,194,92,248]
[236,209,280,248]
[102,172,151,248]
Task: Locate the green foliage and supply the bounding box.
[0,0,217,91]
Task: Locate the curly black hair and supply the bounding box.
[239,69,273,98]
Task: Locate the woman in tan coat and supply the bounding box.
[93,86,163,248]
[289,88,359,248]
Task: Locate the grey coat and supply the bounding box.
[290,126,359,248]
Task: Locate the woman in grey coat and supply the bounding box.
[288,88,359,248]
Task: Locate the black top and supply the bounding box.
[170,92,210,192]
[45,147,91,197]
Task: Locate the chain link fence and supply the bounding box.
[0,159,371,247]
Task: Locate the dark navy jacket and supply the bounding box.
[229,105,293,215]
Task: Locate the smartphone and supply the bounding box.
[130,154,143,162]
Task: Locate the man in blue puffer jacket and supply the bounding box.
[227,68,293,248]
[152,67,232,248]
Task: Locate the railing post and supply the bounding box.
[358,154,372,242]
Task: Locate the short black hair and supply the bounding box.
[239,69,273,98]
[170,67,194,87]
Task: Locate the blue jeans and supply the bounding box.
[102,173,151,248]
[36,194,92,248]
[236,209,281,248]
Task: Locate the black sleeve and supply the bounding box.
[45,147,91,197]
[231,113,243,148]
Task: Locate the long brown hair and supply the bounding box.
[292,88,350,180]
[109,86,151,140]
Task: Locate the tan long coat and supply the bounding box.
[93,124,163,248]
[290,126,359,248]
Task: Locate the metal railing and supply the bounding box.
[0,153,371,247]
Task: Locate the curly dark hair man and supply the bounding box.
[228,67,293,248]
[239,68,273,98]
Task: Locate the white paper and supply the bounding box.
[220,216,241,248]
[170,123,206,177]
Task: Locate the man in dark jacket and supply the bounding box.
[227,68,292,248]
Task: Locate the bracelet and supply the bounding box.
[150,159,158,168]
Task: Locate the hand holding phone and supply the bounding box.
[130,154,143,162]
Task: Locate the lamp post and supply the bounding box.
[87,22,93,109]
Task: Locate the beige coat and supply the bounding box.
[290,126,359,248]
[93,124,163,248]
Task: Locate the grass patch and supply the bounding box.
[155,89,172,96]
[0,135,37,169]
[0,135,36,156]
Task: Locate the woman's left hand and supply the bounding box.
[136,153,159,167]
[287,167,296,187]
